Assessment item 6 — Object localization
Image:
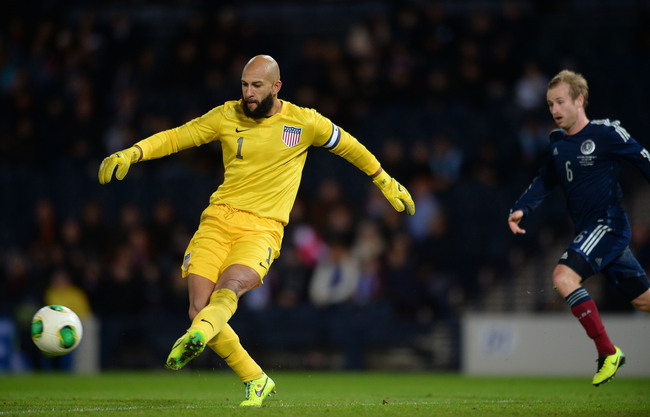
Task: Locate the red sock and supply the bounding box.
[571,299,615,357]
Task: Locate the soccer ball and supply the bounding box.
[31,305,83,356]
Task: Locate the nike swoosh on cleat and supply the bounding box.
[235,128,250,133]
[172,339,183,349]
[259,262,268,270]
[201,319,214,331]
[255,378,268,397]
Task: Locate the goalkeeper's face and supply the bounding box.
[242,91,275,119]
[240,55,281,119]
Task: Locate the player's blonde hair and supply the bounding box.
[547,69,589,108]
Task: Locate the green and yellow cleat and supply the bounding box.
[240,373,276,407]
[165,329,206,370]
[592,345,625,386]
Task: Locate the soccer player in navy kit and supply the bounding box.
[508,70,650,386]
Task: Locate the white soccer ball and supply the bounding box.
[31,305,83,356]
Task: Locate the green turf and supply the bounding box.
[1,371,648,416]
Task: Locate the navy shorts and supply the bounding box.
[558,223,650,301]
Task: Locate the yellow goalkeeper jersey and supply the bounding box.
[136,100,380,224]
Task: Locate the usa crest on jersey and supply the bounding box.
[282,125,302,147]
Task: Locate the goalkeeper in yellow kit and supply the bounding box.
[98,55,414,406]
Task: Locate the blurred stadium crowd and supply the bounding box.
[3,0,650,370]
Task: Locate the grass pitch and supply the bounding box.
[1,371,648,416]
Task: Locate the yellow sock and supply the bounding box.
[190,288,238,341]
[208,324,263,383]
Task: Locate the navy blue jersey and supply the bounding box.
[511,119,650,233]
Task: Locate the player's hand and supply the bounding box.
[98,146,141,184]
[508,210,526,234]
[372,169,415,215]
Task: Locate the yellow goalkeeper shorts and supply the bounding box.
[181,204,283,285]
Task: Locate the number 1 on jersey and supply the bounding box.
[236,137,244,159]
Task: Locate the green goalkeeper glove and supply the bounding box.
[98,146,141,184]
[372,170,415,215]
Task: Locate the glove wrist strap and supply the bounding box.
[125,146,142,163]
[372,169,391,190]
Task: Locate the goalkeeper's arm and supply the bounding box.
[99,107,221,185]
[324,126,415,215]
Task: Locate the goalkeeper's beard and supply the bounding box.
[242,92,274,119]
